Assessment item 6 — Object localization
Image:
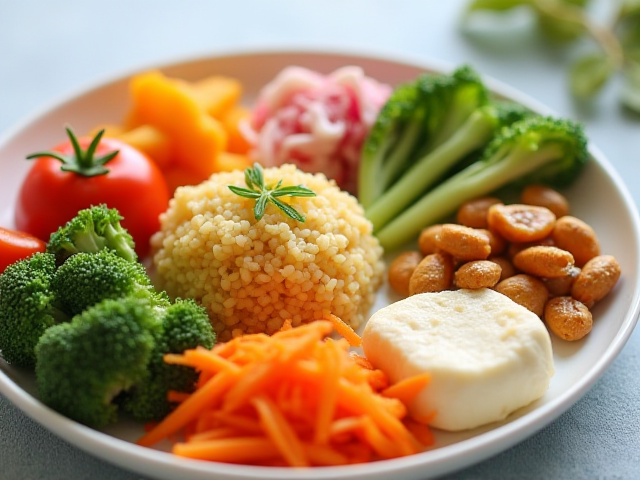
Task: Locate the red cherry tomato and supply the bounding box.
[0,227,47,273]
[14,128,169,258]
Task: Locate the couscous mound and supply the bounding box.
[151,164,384,341]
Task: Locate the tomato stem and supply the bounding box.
[26,127,119,177]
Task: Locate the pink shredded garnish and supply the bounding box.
[242,66,392,195]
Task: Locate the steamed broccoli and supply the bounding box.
[358,65,488,208]
[119,298,216,421]
[0,253,69,367]
[366,101,534,231]
[376,116,589,250]
[35,296,161,428]
[47,205,137,265]
[52,249,164,316]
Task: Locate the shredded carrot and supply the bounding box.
[136,320,434,466]
[323,311,362,347]
[381,373,431,405]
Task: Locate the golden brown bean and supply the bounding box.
[488,256,518,282]
[477,228,507,256]
[521,184,570,218]
[436,224,491,261]
[552,216,600,267]
[454,260,502,289]
[543,266,581,297]
[571,255,621,308]
[388,251,423,297]
[418,225,442,256]
[507,236,555,260]
[544,296,592,341]
[488,204,556,243]
[409,252,454,295]
[512,245,575,278]
[494,274,549,317]
[456,197,502,229]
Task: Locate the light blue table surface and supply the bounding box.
[1,1,639,479]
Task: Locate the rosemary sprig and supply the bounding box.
[228,164,316,222]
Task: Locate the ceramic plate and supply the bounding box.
[1,49,639,480]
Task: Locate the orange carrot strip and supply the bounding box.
[222,361,279,413]
[381,373,431,405]
[137,369,241,447]
[167,391,191,403]
[252,395,309,467]
[187,426,241,443]
[358,416,403,459]
[404,418,435,447]
[173,437,280,463]
[209,411,262,434]
[182,347,243,374]
[303,443,349,466]
[324,312,362,347]
[337,379,417,456]
[314,339,341,445]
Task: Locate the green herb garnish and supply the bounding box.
[228,164,316,222]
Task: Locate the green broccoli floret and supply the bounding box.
[119,298,216,421]
[358,65,488,208]
[0,253,69,367]
[366,101,534,231]
[52,249,160,316]
[35,296,161,428]
[376,115,589,250]
[47,205,137,265]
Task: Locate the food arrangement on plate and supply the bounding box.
[0,55,628,472]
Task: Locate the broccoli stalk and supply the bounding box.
[47,205,137,264]
[375,116,589,251]
[358,65,488,208]
[35,296,161,428]
[366,102,533,231]
[0,253,69,367]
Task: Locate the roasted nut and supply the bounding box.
[544,296,592,341]
[488,204,556,243]
[521,184,570,218]
[477,228,507,256]
[388,251,423,297]
[456,197,502,229]
[552,216,600,267]
[454,260,502,289]
[418,225,443,256]
[543,266,581,297]
[494,274,549,317]
[512,245,575,278]
[409,252,454,295]
[436,224,491,261]
[507,236,555,260]
[488,256,517,282]
[571,255,621,308]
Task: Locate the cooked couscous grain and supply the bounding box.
[151,164,384,341]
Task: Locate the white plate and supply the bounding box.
[1,49,639,480]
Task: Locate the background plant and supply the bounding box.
[461,0,640,113]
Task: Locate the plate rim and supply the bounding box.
[1,47,640,480]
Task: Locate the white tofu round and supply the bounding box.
[362,288,554,431]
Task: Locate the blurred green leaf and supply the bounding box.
[535,0,589,43]
[620,60,640,112]
[619,0,640,19]
[569,53,615,98]
[466,0,531,12]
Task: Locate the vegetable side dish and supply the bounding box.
[0,60,623,469]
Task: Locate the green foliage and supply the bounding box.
[462,0,640,112]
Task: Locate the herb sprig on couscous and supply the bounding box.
[228,163,316,222]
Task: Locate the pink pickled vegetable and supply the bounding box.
[242,66,391,194]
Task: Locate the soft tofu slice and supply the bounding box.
[362,288,554,431]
